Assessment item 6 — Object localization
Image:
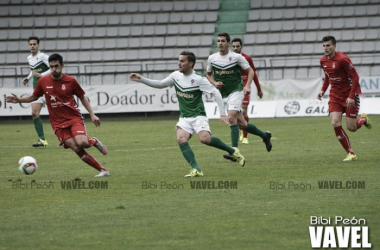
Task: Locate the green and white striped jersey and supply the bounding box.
[144,70,217,118]
[26,51,50,89]
[207,50,250,98]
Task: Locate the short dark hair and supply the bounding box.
[48,53,63,65]
[322,36,336,45]
[180,51,196,68]
[231,38,243,46]
[218,32,230,42]
[28,36,40,44]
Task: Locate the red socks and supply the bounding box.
[76,149,105,171]
[243,116,249,138]
[333,126,354,154]
[356,117,366,129]
[87,137,97,147]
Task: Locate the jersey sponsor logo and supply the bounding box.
[47,86,53,88]
[329,77,342,81]
[214,69,235,75]
[176,91,194,99]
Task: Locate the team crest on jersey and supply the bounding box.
[62,84,66,90]
[332,63,335,68]
[229,57,232,62]
[191,79,195,85]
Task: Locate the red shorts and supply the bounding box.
[329,94,360,118]
[54,122,87,148]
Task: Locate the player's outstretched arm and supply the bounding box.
[129,73,141,82]
[130,73,172,89]
[6,93,38,103]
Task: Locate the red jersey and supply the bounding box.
[320,51,361,101]
[241,52,261,92]
[33,74,85,129]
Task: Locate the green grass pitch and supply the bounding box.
[0,115,379,249]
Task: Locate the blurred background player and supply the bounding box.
[317,36,372,161]
[6,54,109,177]
[231,38,263,145]
[23,36,50,147]
[206,33,272,163]
[130,51,246,177]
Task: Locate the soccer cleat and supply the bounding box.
[361,113,372,129]
[95,170,110,177]
[32,139,48,147]
[184,168,203,177]
[223,154,237,162]
[93,137,108,155]
[242,138,249,144]
[263,132,272,152]
[232,147,246,167]
[239,131,244,142]
[343,153,357,162]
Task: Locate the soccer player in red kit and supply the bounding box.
[231,38,263,144]
[6,53,110,177]
[317,36,372,161]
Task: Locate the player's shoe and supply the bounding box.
[232,147,246,167]
[343,153,357,162]
[239,131,244,142]
[361,113,372,129]
[32,139,48,147]
[242,138,249,144]
[263,132,272,152]
[184,168,203,177]
[93,137,108,155]
[95,170,110,177]
[223,154,237,162]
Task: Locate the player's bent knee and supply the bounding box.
[199,137,210,145]
[347,126,357,132]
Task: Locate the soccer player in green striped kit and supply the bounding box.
[130,51,245,177]
[206,33,272,163]
[22,36,50,147]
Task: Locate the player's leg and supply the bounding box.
[31,98,48,147]
[241,94,250,144]
[237,113,272,152]
[228,109,240,147]
[176,118,203,177]
[63,124,109,176]
[69,122,108,155]
[195,117,245,167]
[330,111,356,161]
[347,96,372,131]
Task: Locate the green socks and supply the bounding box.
[179,142,201,172]
[230,124,239,147]
[208,137,235,155]
[33,117,46,140]
[245,122,267,139]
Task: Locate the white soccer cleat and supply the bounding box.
[95,170,110,177]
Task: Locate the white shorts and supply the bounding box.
[176,116,211,135]
[223,91,243,113]
[31,96,46,105]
